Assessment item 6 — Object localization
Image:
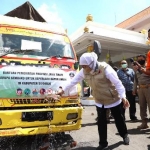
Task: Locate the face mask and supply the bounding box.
[137,60,145,66]
[121,64,127,69]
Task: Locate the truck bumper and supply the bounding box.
[0,107,83,136]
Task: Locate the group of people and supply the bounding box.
[117,55,150,130]
[55,51,150,150]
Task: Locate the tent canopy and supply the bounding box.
[4,1,46,22]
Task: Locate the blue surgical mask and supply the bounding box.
[121,64,127,68]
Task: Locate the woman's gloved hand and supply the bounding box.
[57,89,64,96]
[44,94,61,103]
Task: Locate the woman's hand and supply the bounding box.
[122,98,130,109]
[57,89,64,96]
[45,94,61,103]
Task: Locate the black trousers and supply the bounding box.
[121,90,136,120]
[96,103,128,147]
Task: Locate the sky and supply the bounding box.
[1,0,150,36]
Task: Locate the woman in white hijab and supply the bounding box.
[58,52,130,150]
[79,52,98,74]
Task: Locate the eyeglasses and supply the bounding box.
[121,62,127,64]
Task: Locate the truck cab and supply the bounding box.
[0,15,83,137]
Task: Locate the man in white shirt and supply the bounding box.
[58,52,130,150]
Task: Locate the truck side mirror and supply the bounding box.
[93,40,101,60]
[74,62,79,70]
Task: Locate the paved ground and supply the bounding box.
[0,103,149,150]
[70,103,150,150]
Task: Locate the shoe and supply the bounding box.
[109,115,114,119]
[131,117,138,122]
[107,119,111,124]
[123,134,129,145]
[137,123,149,129]
[96,145,108,150]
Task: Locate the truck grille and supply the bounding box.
[10,98,47,104]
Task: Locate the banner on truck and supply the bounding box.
[0,66,77,98]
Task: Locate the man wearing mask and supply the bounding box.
[117,60,137,121]
[132,55,150,129]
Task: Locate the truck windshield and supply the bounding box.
[0,33,75,58]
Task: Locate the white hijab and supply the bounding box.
[79,52,98,72]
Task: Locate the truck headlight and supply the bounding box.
[67,113,78,120]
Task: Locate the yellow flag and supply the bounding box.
[123,56,126,60]
[141,29,147,34]
[106,52,110,59]
[87,45,93,52]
